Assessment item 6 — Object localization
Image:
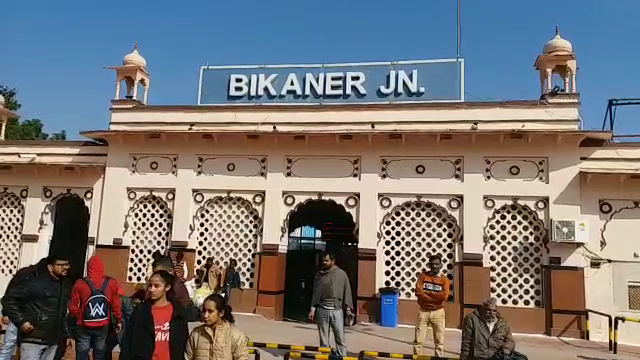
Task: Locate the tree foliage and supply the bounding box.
[0,85,21,112]
[48,130,67,141]
[0,85,67,141]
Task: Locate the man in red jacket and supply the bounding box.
[68,256,122,360]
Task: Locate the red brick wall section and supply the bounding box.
[500,307,547,334]
[255,245,286,320]
[548,266,586,338]
[94,245,133,294]
[357,248,377,323]
[462,265,490,305]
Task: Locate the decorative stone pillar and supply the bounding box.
[115,77,122,99]
[143,80,150,104]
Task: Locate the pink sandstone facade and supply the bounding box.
[0,29,638,346]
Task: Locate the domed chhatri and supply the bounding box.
[543,25,573,55]
[123,41,147,68]
[535,25,578,96]
[108,42,151,104]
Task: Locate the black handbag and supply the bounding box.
[492,350,528,360]
[510,351,528,360]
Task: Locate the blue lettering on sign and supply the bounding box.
[198,60,464,105]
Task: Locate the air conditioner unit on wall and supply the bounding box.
[551,219,588,244]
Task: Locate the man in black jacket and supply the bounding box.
[0,258,48,360]
[2,255,73,360]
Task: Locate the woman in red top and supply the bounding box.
[120,271,189,360]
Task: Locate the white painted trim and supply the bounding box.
[459,58,465,102]
[197,66,205,106]
[200,58,462,70]
[198,99,465,107]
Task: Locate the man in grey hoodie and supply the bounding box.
[308,252,354,356]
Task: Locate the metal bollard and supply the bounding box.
[613,316,621,354]
[613,316,640,354]
[248,349,261,360]
[585,309,613,351]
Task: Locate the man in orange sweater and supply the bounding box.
[413,254,450,357]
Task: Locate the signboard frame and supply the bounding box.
[197,59,464,106]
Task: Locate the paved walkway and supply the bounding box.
[233,314,640,360]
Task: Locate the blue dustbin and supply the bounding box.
[379,287,399,327]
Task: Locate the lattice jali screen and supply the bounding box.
[191,192,264,288]
[629,284,640,310]
[484,200,547,308]
[125,191,174,283]
[0,188,27,276]
[379,197,461,300]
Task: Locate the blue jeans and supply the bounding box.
[316,308,346,356]
[76,326,109,360]
[0,321,18,360]
[20,343,58,360]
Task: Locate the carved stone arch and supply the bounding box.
[483,202,548,248]
[39,188,92,232]
[599,200,640,250]
[124,76,135,91]
[280,193,359,244]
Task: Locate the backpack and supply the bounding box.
[82,277,111,327]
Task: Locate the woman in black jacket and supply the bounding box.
[120,271,189,360]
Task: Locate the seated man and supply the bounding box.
[460,298,525,360]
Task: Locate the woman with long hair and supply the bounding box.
[185,294,248,360]
[120,270,189,360]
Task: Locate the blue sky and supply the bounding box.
[2,0,640,139]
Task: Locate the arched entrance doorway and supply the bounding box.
[48,195,90,280]
[283,199,358,321]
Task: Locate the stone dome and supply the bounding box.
[543,25,573,55]
[123,42,147,68]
